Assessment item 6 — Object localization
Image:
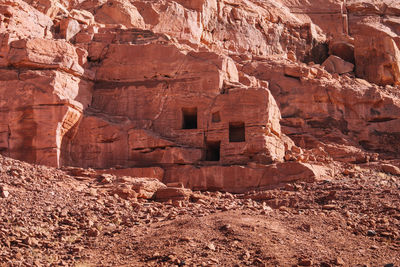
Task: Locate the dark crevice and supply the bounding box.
[368,117,397,123]
[283,74,301,80]
[100,138,120,144]
[304,42,329,64]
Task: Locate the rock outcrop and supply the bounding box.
[1,0,400,192]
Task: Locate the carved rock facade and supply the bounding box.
[1,0,400,192]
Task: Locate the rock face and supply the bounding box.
[354,24,400,85]
[348,0,400,85]
[164,162,325,193]
[1,0,400,192]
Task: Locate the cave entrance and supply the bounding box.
[205,141,220,161]
[229,122,245,142]
[182,107,197,129]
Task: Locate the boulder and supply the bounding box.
[95,0,145,28]
[154,187,192,202]
[121,177,166,199]
[354,24,400,85]
[111,185,138,200]
[381,164,400,176]
[322,55,354,74]
[7,38,84,76]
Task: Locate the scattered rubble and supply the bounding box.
[0,155,398,265]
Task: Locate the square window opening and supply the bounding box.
[212,111,221,123]
[229,122,245,142]
[182,107,197,129]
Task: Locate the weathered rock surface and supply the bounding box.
[0,0,53,66]
[8,38,84,75]
[155,187,192,202]
[0,69,92,166]
[354,23,400,85]
[164,162,326,193]
[1,0,400,192]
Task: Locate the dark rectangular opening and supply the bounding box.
[182,107,197,129]
[229,122,245,142]
[205,141,220,161]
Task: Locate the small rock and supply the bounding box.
[87,228,100,237]
[167,254,177,262]
[287,51,297,62]
[367,230,377,237]
[335,257,345,265]
[1,190,9,198]
[381,164,400,176]
[221,205,230,211]
[172,200,182,208]
[300,223,312,233]
[380,232,392,238]
[219,224,232,231]
[207,243,216,251]
[196,199,207,205]
[179,236,192,242]
[72,246,84,254]
[322,55,354,74]
[223,192,235,199]
[241,250,250,260]
[298,259,312,266]
[89,188,98,197]
[99,174,113,184]
[152,252,160,258]
[322,204,336,210]
[23,237,39,247]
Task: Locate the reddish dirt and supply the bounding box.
[0,155,399,266]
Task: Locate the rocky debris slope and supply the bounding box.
[0,154,399,265]
[1,0,400,190]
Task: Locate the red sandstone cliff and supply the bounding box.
[1,0,400,192]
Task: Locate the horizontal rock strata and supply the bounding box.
[1,0,400,192]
